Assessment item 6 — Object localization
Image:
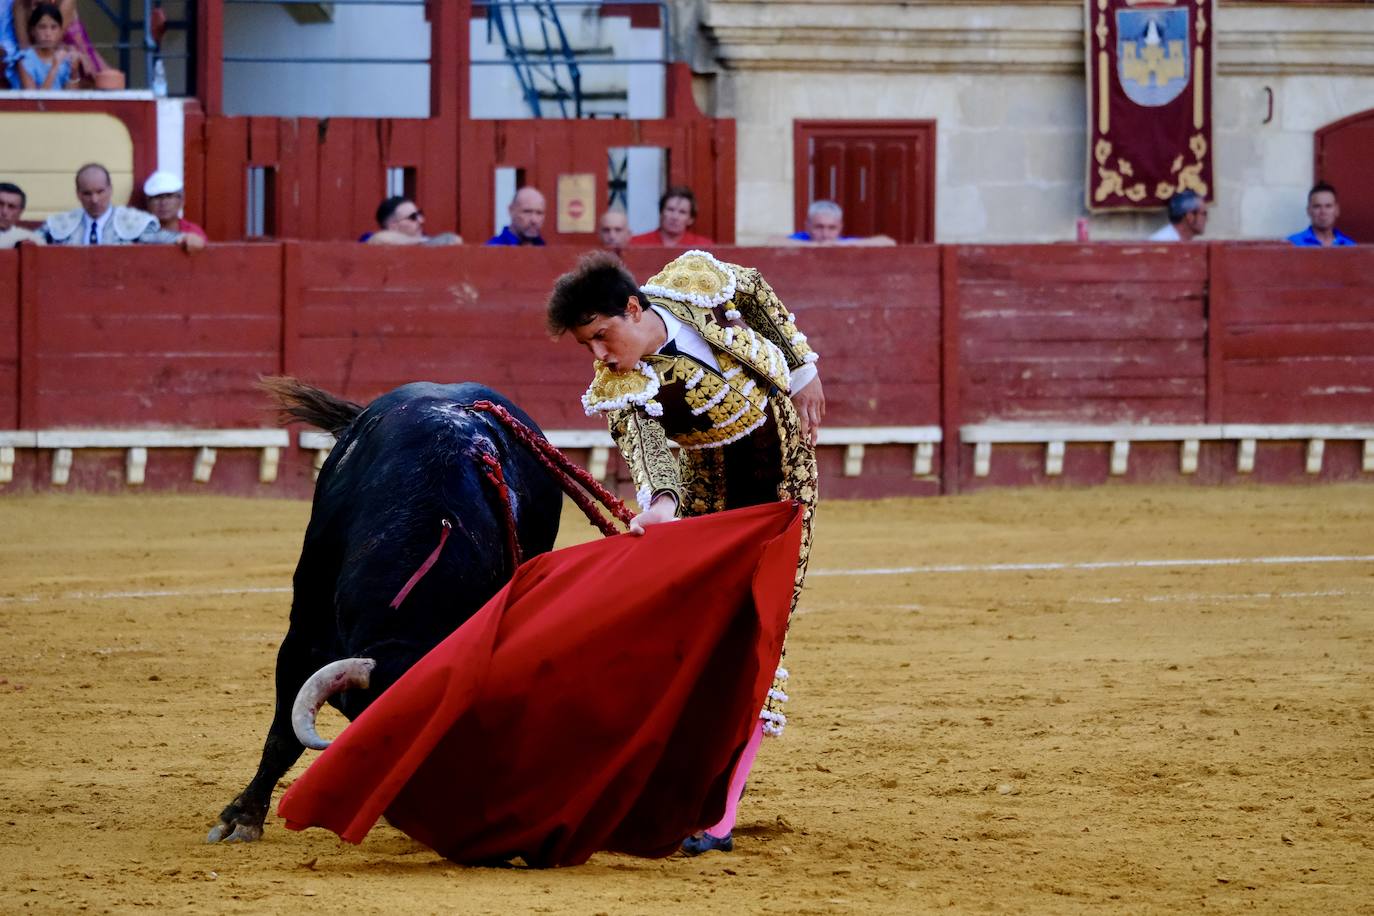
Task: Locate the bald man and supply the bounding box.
[597,208,630,251]
[42,163,198,249]
[486,187,547,246]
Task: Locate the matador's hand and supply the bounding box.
[628,493,679,536]
[791,376,825,447]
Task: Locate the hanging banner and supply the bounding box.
[1085,0,1214,211]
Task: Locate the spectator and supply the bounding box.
[1149,190,1207,242]
[486,187,546,246]
[0,181,43,248]
[42,163,197,249]
[597,207,630,252]
[143,171,207,248]
[774,200,896,246]
[630,186,714,248]
[1287,182,1355,247]
[366,195,460,246]
[10,0,104,84]
[15,3,78,90]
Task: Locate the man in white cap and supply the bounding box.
[143,170,207,248]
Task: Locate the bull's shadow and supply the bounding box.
[208,378,563,844]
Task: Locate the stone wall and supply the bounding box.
[681,1,1374,243]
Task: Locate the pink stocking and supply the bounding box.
[706,720,765,838]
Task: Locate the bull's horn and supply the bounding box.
[291,657,376,750]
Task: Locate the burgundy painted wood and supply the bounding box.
[0,250,16,429]
[1315,108,1374,243]
[957,244,1209,424]
[1212,244,1374,423]
[19,246,282,427]
[1,243,1371,496]
[793,120,937,243]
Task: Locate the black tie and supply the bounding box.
[88,220,99,245]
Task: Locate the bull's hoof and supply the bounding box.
[206,821,264,843]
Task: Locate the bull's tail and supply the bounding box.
[259,376,363,436]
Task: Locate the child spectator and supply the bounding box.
[15,3,77,90]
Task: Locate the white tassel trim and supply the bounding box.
[803,352,819,364]
[775,666,789,681]
[690,383,731,416]
[635,486,655,512]
[725,309,741,320]
[767,687,790,703]
[680,406,770,450]
[641,250,738,309]
[581,362,661,416]
[683,368,705,390]
[718,398,752,430]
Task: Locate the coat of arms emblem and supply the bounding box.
[1116,6,1190,107]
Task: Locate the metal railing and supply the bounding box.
[473,0,671,118]
[220,0,430,68]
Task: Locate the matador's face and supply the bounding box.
[570,297,663,373]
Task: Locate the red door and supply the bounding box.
[794,120,936,243]
[1316,110,1374,243]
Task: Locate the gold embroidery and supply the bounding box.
[607,407,683,510]
[643,251,735,307]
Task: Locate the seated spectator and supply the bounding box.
[1287,182,1355,247]
[43,162,199,249]
[10,0,104,84]
[15,3,78,90]
[486,187,546,246]
[597,207,630,252]
[629,186,714,248]
[1149,190,1207,242]
[366,195,460,246]
[0,181,44,248]
[773,200,897,246]
[143,171,207,248]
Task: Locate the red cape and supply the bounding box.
[277,501,803,867]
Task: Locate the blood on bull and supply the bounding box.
[208,378,563,843]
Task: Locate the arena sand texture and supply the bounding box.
[1,485,1371,914]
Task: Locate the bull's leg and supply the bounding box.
[207,623,320,843]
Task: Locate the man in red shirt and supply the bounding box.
[629,185,715,248]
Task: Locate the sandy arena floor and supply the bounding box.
[0,485,1370,914]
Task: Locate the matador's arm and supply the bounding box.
[727,265,819,375]
[607,407,685,514]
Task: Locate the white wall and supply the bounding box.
[222,0,429,118]
[698,0,1374,243]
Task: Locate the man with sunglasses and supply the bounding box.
[366,196,460,246]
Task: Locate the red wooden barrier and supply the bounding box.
[957,243,1210,423]
[18,245,283,428]
[0,250,16,429]
[1213,245,1374,423]
[1,242,1371,497]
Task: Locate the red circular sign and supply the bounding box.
[568,200,585,219]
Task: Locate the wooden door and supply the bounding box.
[1316,110,1374,243]
[794,120,936,243]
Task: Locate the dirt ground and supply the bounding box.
[0,484,1371,914]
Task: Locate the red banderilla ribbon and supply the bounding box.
[389,518,452,610]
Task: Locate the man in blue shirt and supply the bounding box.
[1287,182,1356,247]
[486,187,547,246]
[779,200,895,246]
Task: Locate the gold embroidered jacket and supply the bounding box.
[580,250,819,513]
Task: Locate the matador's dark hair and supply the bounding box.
[545,250,650,336]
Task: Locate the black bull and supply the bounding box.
[208,379,562,843]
